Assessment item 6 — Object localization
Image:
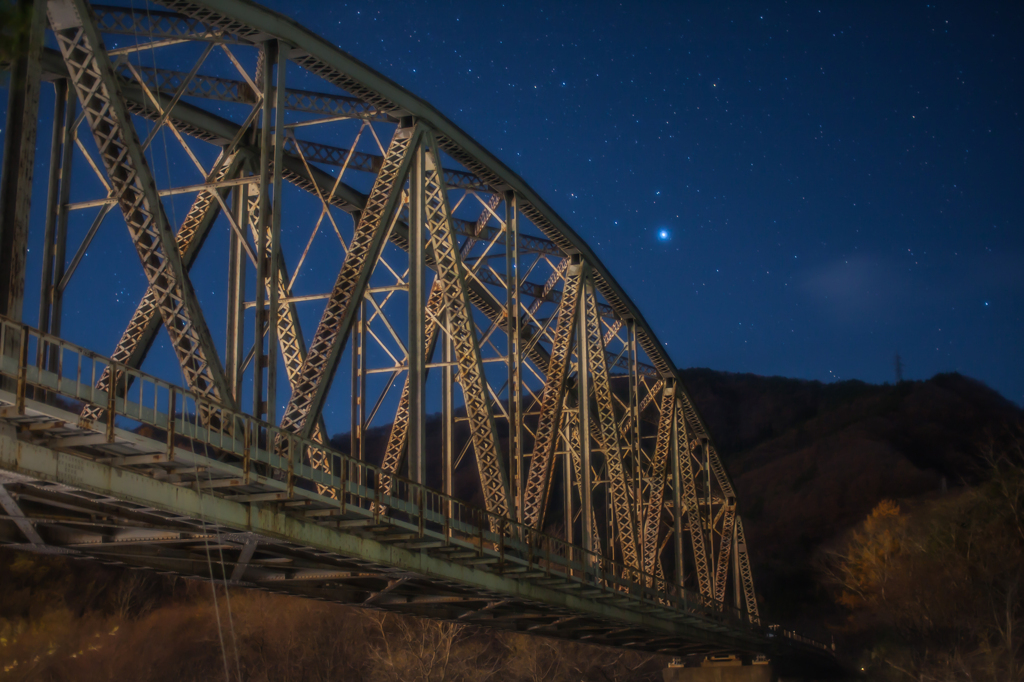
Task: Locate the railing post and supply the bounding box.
[105,361,117,442]
[499,517,505,569]
[166,387,176,461]
[286,434,295,499]
[477,509,484,557]
[442,493,450,545]
[15,325,28,413]
[545,535,551,579]
[338,456,347,516]
[418,487,425,537]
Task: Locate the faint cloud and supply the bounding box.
[799,255,911,325]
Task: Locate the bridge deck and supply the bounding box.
[0,318,831,665]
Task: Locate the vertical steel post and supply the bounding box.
[253,40,276,419]
[50,80,74,346]
[38,82,68,343]
[732,516,741,610]
[578,272,594,557]
[671,398,684,588]
[225,165,247,400]
[628,320,641,567]
[505,190,522,522]
[563,419,573,546]
[350,299,359,463]
[705,437,712,553]
[408,139,426,485]
[0,0,45,323]
[267,42,287,425]
[442,310,454,510]
[358,298,367,467]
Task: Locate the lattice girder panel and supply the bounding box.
[278,125,419,440]
[241,181,332,478]
[378,192,504,506]
[422,133,511,521]
[580,273,639,571]
[49,0,235,416]
[522,260,582,530]
[80,150,243,423]
[641,383,675,576]
[566,408,603,554]
[735,516,760,623]
[675,403,713,599]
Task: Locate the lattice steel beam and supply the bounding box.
[0,0,45,323]
[706,443,737,605]
[423,132,511,521]
[581,273,638,570]
[285,138,488,191]
[378,194,502,503]
[242,181,331,476]
[522,260,581,530]
[123,64,390,121]
[50,0,235,413]
[676,405,712,599]
[735,516,759,623]
[714,506,736,605]
[92,4,249,43]
[642,383,675,576]
[567,409,602,552]
[81,152,244,422]
[279,125,418,440]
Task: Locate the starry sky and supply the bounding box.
[257,0,1022,404]
[2,1,1021,410]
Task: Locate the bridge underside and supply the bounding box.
[1,395,759,661]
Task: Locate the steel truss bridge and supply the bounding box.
[0,0,834,670]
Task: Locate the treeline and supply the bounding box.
[0,550,664,681]
[818,424,1024,680]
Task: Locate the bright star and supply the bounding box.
[658,229,670,241]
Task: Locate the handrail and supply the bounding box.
[0,315,831,653]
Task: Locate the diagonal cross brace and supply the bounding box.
[566,409,602,552]
[676,404,713,599]
[378,194,502,504]
[581,275,639,570]
[243,181,331,478]
[642,384,675,576]
[705,443,737,604]
[422,133,511,521]
[735,516,760,623]
[81,152,244,422]
[279,126,419,440]
[522,260,582,530]
[714,505,737,604]
[49,0,234,412]
[0,485,44,545]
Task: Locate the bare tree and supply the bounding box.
[367,612,504,682]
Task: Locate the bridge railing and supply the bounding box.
[0,316,831,652]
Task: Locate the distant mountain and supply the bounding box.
[677,369,1023,626]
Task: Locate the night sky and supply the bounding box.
[258,0,1023,404]
[2,1,1022,408]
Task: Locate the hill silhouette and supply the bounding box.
[676,369,1022,628]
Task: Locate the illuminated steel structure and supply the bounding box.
[0,0,834,666]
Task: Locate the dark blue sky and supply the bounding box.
[255,0,1022,403]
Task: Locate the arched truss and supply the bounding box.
[9,0,760,621]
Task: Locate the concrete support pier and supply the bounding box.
[664,657,773,682]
